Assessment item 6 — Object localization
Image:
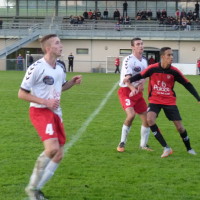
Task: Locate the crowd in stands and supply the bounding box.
[69,15,85,24]
[158,9,200,31]
[66,3,200,31]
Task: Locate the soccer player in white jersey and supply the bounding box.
[18,34,82,200]
[117,37,152,152]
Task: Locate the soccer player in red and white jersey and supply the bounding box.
[18,34,82,199]
[125,47,200,158]
[117,37,152,152]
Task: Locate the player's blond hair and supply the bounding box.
[40,34,57,54]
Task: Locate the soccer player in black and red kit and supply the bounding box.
[125,47,200,158]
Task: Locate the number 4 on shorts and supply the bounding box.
[45,123,54,135]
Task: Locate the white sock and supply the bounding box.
[28,152,51,189]
[140,125,150,147]
[120,124,131,144]
[37,161,59,190]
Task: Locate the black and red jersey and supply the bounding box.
[136,63,190,105]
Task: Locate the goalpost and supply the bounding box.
[25,53,43,70]
[106,56,124,73]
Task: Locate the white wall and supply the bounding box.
[173,63,198,75]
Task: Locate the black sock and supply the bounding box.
[150,124,168,147]
[179,130,191,151]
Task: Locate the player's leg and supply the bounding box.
[26,139,61,200]
[147,104,172,158]
[136,98,152,150]
[164,105,196,155]
[117,88,136,152]
[26,108,64,199]
[36,142,64,190]
[139,112,152,150]
[36,114,66,192]
[173,120,196,155]
[117,107,135,152]
[71,64,73,72]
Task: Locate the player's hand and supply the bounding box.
[129,88,139,97]
[43,99,60,110]
[72,75,82,85]
[137,83,144,92]
[123,76,131,84]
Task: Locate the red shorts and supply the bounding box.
[29,107,66,145]
[118,87,147,114]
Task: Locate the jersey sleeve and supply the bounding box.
[172,67,190,85]
[122,56,133,76]
[20,65,38,91]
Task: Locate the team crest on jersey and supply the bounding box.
[167,75,171,79]
[43,76,54,85]
[134,66,141,72]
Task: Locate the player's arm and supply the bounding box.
[175,71,200,102]
[18,88,60,110]
[123,75,139,96]
[62,75,82,91]
[183,82,200,102]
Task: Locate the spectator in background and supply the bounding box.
[197,57,200,75]
[16,54,24,70]
[115,57,120,73]
[96,9,101,20]
[124,16,131,24]
[103,9,109,19]
[115,21,121,31]
[181,9,187,19]
[114,9,120,20]
[161,9,167,18]
[156,9,161,21]
[88,10,93,19]
[147,9,153,20]
[118,16,124,24]
[0,18,3,29]
[195,1,199,19]
[123,1,128,18]
[83,10,88,19]
[136,10,142,20]
[68,52,74,72]
[175,9,181,20]
[187,10,193,20]
[148,56,155,65]
[181,17,187,30]
[193,9,198,21]
[92,10,97,20]
[141,10,148,20]
[29,54,34,67]
[186,19,191,31]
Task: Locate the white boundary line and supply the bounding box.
[64,81,119,154]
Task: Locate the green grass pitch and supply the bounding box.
[0,71,199,200]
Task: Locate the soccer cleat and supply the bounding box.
[35,190,48,200]
[25,186,38,200]
[117,142,125,152]
[140,145,154,151]
[25,187,48,200]
[188,149,197,155]
[161,147,173,158]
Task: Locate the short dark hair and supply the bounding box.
[131,37,142,46]
[40,34,58,53]
[160,47,171,56]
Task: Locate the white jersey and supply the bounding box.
[119,54,147,87]
[20,57,67,118]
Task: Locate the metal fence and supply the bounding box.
[0,58,107,73]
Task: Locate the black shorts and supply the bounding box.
[147,103,182,121]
